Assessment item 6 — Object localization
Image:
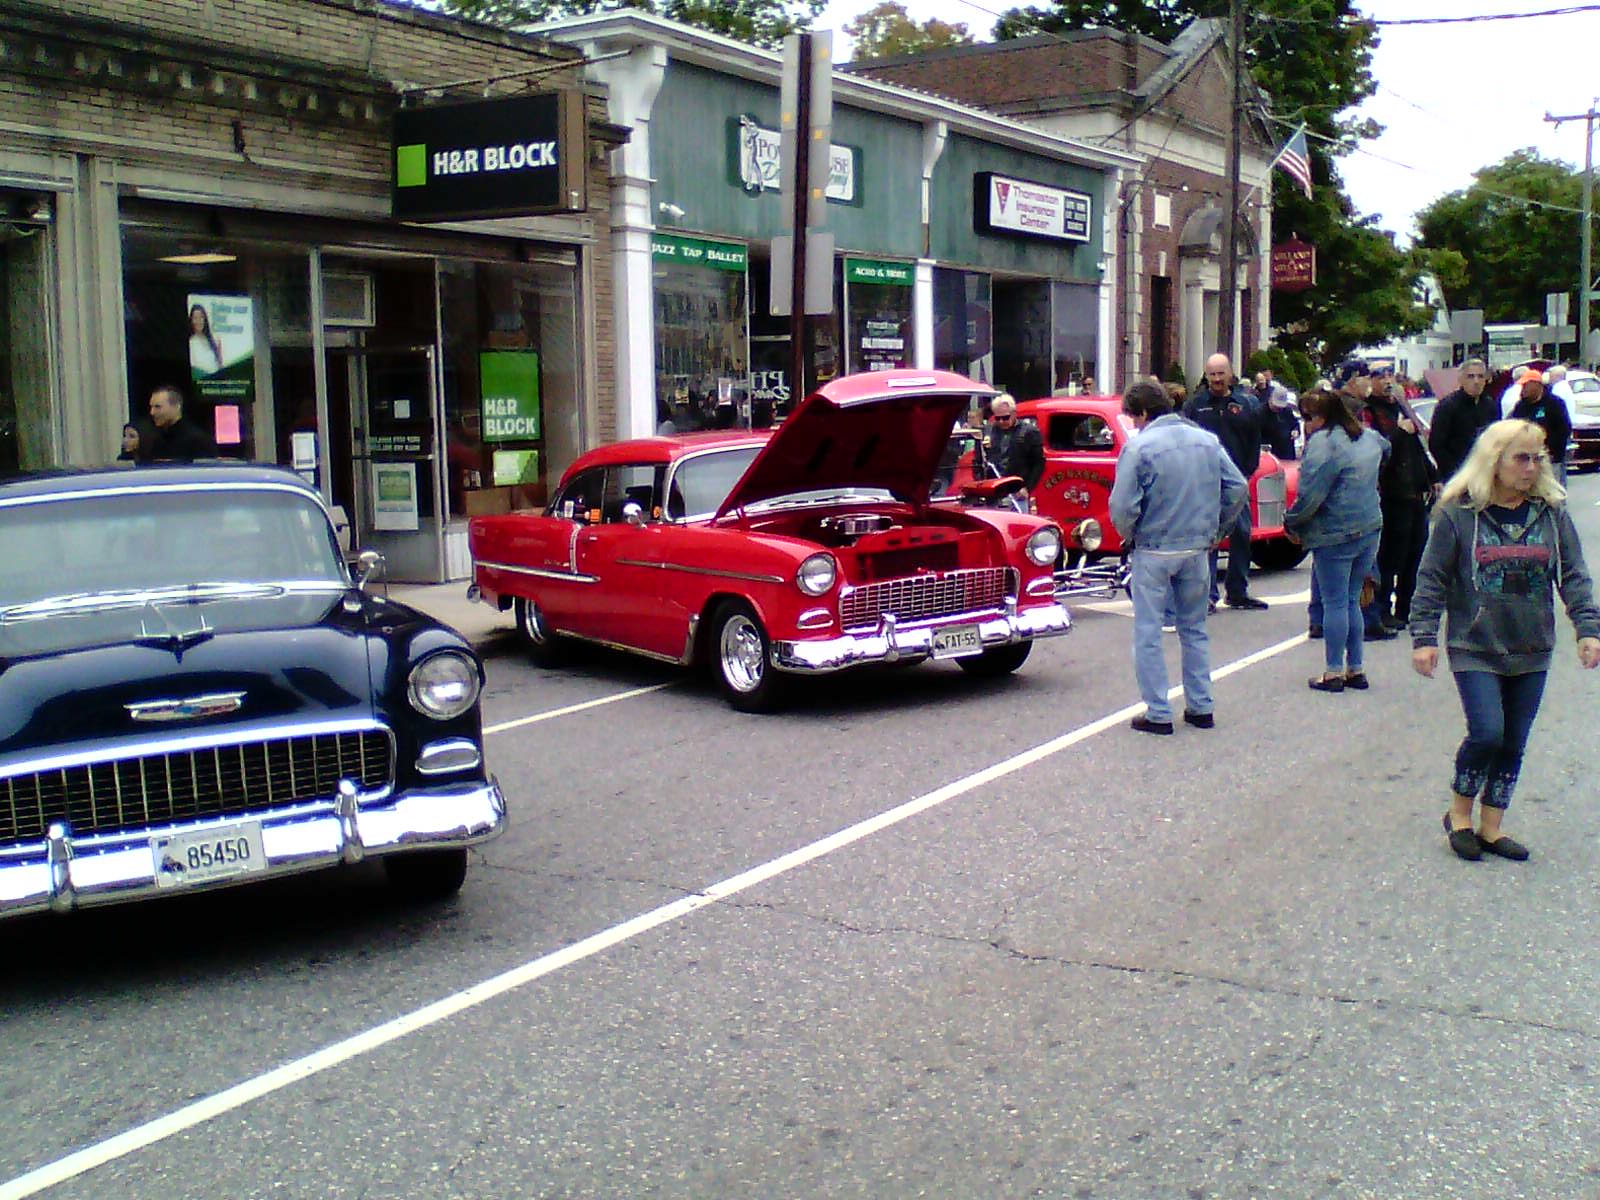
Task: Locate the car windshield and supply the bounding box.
[1570,377,1599,394]
[744,487,897,514]
[667,447,762,519]
[0,486,345,612]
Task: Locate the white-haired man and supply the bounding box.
[983,394,1045,503]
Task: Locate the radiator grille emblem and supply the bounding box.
[126,692,247,722]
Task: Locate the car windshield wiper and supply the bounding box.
[0,582,286,623]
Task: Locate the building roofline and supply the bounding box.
[843,27,1173,72]
[523,10,1142,171]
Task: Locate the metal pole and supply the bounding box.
[1217,0,1244,363]
[790,33,811,402]
[1581,108,1595,368]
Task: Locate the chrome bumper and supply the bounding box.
[771,602,1071,674]
[0,777,507,919]
[1055,557,1130,600]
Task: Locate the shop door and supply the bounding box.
[332,345,445,582]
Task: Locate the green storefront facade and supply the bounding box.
[540,11,1139,438]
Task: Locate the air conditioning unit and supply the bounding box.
[322,271,375,327]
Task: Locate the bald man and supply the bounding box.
[1182,354,1269,609]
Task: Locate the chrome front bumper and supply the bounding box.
[0,777,506,919]
[771,602,1071,674]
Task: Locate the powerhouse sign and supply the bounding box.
[729,116,860,203]
[973,172,1092,244]
[393,92,585,221]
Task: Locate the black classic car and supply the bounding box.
[0,465,505,919]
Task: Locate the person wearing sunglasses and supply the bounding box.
[983,393,1045,505]
[1410,419,1600,862]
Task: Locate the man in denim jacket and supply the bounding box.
[1110,381,1250,735]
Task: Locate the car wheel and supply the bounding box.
[712,601,788,713]
[1250,539,1309,571]
[383,848,469,901]
[514,597,566,667]
[955,641,1032,677]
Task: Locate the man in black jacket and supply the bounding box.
[1365,379,1438,629]
[1427,358,1497,481]
[984,393,1045,502]
[1184,353,1267,609]
[145,385,217,462]
[1509,368,1572,484]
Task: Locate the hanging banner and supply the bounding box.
[186,294,255,403]
[1271,239,1316,293]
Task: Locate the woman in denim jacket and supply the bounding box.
[1284,389,1389,691]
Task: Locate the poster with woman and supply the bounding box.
[185,294,255,403]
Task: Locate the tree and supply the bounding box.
[845,2,974,61]
[993,0,1425,365]
[1415,150,1588,325]
[439,0,825,49]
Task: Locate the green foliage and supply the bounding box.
[438,0,824,48]
[1414,150,1589,325]
[845,1,973,60]
[1163,359,1188,385]
[1245,346,1288,377]
[1246,345,1315,393]
[992,0,1197,40]
[1283,348,1318,392]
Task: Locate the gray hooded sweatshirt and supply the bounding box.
[1410,497,1600,675]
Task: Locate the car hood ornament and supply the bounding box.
[126,691,247,722]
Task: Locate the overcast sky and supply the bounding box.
[817,0,1599,241]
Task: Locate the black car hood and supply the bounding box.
[0,592,375,759]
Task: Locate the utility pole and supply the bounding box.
[1545,105,1598,368]
[1217,0,1245,364]
[789,32,813,397]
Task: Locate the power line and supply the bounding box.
[1374,4,1600,25]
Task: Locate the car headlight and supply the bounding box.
[407,651,481,720]
[1026,525,1063,566]
[1074,518,1104,552]
[797,552,838,595]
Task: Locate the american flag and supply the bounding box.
[1274,125,1314,199]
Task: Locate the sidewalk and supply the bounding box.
[386,581,514,650]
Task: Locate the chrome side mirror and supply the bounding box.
[351,548,385,591]
[621,501,646,527]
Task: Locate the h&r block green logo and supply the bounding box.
[396,144,427,188]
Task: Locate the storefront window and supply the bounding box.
[844,258,914,373]
[993,279,1052,400]
[747,255,842,424]
[933,267,993,385]
[440,259,580,516]
[122,228,312,466]
[652,234,748,432]
[0,213,54,469]
[1051,281,1098,394]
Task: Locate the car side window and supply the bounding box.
[1047,413,1115,452]
[665,446,762,520]
[549,469,605,522]
[600,465,663,523]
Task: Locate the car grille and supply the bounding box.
[839,566,1013,630]
[1255,469,1287,530]
[0,730,394,848]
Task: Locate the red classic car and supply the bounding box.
[1015,395,1305,597]
[468,370,1072,711]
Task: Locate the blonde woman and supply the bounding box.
[1410,420,1600,861]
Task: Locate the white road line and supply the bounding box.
[0,632,1308,1200]
[482,682,674,735]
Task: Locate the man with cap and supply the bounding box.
[1184,353,1269,609]
[1255,369,1300,459]
[1509,367,1572,484]
[1428,357,1497,482]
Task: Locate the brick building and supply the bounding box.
[0,0,625,580]
[852,20,1279,391]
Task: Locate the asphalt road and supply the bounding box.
[5,479,1600,1199]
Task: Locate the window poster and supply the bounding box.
[186,294,255,403]
[372,461,420,531]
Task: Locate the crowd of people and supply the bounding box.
[1110,354,1600,865]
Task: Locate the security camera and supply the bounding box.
[657,201,686,220]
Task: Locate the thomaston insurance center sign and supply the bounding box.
[392,92,586,221]
[973,172,1092,244]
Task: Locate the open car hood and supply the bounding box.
[715,370,999,518]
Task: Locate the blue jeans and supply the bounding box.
[1131,549,1212,723]
[1308,557,1382,633]
[1210,503,1253,602]
[1452,669,1548,809]
[1309,531,1380,673]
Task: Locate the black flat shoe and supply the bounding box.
[1130,715,1174,735]
[1308,675,1345,692]
[1183,710,1214,729]
[1343,673,1369,690]
[1479,834,1530,861]
[1444,812,1482,861]
[1226,594,1269,610]
[1364,626,1398,642]
[1307,625,1324,639]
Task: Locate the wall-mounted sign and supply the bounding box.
[652,233,748,272]
[480,351,542,442]
[393,91,586,221]
[186,294,255,403]
[729,116,861,204]
[973,172,1092,244]
[372,462,419,531]
[492,448,541,487]
[845,257,913,287]
[1271,238,1316,293]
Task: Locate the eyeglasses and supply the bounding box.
[1507,451,1549,466]
[991,413,1015,423]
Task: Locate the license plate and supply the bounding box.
[151,821,267,889]
[931,623,984,659]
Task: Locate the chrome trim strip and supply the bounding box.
[0,480,323,510]
[126,691,247,723]
[476,559,599,584]
[416,737,483,777]
[771,602,1070,674]
[612,559,786,585]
